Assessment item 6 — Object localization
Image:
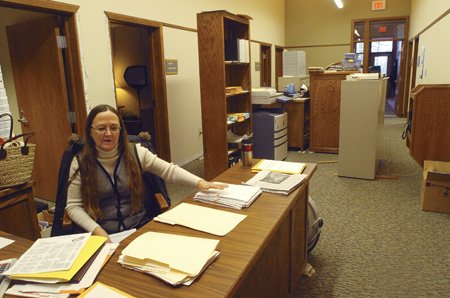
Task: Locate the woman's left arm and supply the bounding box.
[136,144,227,190]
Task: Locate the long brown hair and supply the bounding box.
[79,104,143,220]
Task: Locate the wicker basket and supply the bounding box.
[0,113,36,189]
[0,142,36,188]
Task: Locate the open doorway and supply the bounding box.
[0,1,86,202]
[260,44,271,87]
[107,12,170,161]
[352,17,408,117]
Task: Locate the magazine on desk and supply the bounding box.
[245,170,307,195]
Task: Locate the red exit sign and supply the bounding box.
[372,0,386,10]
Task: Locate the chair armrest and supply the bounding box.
[155,193,169,212]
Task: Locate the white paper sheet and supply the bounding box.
[109,229,136,243]
[0,236,14,249]
[4,233,90,275]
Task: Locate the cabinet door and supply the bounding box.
[310,78,342,153]
[0,188,40,240]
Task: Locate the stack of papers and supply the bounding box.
[154,203,247,236]
[252,159,306,174]
[3,233,117,297]
[245,170,307,195]
[118,232,220,286]
[193,183,262,209]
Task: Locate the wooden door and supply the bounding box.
[275,47,283,91]
[260,44,271,87]
[7,16,72,201]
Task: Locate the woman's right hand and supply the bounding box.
[92,226,112,243]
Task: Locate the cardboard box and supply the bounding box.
[421,161,450,214]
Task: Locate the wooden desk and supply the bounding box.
[0,182,40,241]
[1,163,316,298]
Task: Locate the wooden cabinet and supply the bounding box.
[406,84,450,166]
[0,181,40,240]
[197,10,252,180]
[309,71,356,153]
[285,98,309,150]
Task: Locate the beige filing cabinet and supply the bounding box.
[338,78,387,180]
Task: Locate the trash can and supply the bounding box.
[307,196,323,253]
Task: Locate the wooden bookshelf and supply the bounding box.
[197,10,252,180]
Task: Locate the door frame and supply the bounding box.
[0,0,87,134]
[275,46,284,91]
[105,11,171,161]
[259,43,272,87]
[351,16,409,117]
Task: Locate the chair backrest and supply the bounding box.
[50,134,171,237]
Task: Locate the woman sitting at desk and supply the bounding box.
[66,104,225,240]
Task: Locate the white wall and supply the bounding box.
[163,27,203,165]
[0,0,284,165]
[410,1,450,84]
[285,0,411,68]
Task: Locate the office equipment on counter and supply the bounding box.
[245,170,307,195]
[278,75,309,93]
[283,50,306,76]
[346,72,380,80]
[252,159,306,174]
[251,87,281,104]
[194,183,262,209]
[253,112,288,160]
[118,232,220,286]
[154,203,247,236]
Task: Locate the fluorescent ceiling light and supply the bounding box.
[334,0,344,9]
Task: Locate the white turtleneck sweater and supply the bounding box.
[66,143,202,233]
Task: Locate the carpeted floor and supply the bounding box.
[168,116,450,297]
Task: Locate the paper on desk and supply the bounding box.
[4,233,91,275]
[0,236,14,249]
[121,232,219,276]
[109,229,136,243]
[154,203,246,236]
[77,281,134,298]
[252,159,306,174]
[7,236,106,283]
[8,243,119,294]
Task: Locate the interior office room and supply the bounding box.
[0,0,449,297]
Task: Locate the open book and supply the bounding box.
[245,170,307,195]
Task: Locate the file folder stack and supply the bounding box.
[118,232,220,286]
[2,233,116,297]
[193,183,262,209]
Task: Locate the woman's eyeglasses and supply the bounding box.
[91,125,121,134]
